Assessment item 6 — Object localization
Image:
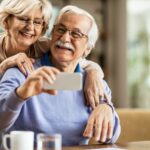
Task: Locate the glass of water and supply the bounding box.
[37,133,62,150]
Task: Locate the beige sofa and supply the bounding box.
[117,108,150,142]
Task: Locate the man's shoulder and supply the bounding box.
[1,67,25,82]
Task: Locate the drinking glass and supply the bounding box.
[37,133,62,150]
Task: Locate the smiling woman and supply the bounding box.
[5,7,44,52]
[0,0,52,75]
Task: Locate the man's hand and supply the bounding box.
[16,66,60,100]
[83,104,113,142]
[84,69,110,109]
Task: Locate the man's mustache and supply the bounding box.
[55,40,75,52]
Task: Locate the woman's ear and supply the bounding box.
[3,21,8,29]
[3,17,10,30]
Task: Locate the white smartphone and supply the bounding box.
[43,72,83,90]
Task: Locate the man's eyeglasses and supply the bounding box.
[53,25,88,41]
[14,16,44,27]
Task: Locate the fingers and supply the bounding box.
[99,80,105,100]
[93,88,100,106]
[100,119,108,142]
[83,116,112,142]
[38,70,55,84]
[83,117,94,138]
[94,116,102,141]
[42,67,59,81]
[37,67,59,85]
[21,61,33,75]
[107,120,113,139]
[18,61,27,75]
[43,89,58,95]
[99,90,104,101]
[94,118,113,142]
[14,53,34,75]
[0,53,35,75]
[87,104,114,143]
[84,69,107,109]
[29,58,35,63]
[21,67,60,97]
[84,91,95,109]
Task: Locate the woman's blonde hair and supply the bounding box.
[0,0,52,34]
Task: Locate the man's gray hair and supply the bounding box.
[0,0,52,35]
[55,5,99,49]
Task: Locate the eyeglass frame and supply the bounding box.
[53,24,88,41]
[13,15,44,28]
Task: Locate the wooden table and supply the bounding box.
[62,141,150,150]
[1,141,150,150]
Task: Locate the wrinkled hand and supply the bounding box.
[16,66,60,100]
[84,69,110,109]
[83,104,113,142]
[0,53,35,75]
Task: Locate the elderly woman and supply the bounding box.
[0,0,109,108]
[0,5,120,145]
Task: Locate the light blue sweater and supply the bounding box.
[0,52,120,146]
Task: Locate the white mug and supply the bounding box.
[3,131,34,150]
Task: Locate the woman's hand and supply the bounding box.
[80,59,111,109]
[84,69,110,109]
[83,104,113,143]
[0,53,35,75]
[16,66,60,100]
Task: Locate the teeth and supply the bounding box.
[56,41,75,51]
[21,32,33,37]
[60,42,64,47]
[57,41,61,46]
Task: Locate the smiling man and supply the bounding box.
[0,5,120,146]
[50,14,91,68]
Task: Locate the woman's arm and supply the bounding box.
[80,58,110,109]
[80,58,104,77]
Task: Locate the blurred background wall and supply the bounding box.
[1,0,150,108]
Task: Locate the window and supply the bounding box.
[128,0,150,107]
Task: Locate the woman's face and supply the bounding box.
[6,6,44,50]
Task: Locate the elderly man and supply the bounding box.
[0,5,120,146]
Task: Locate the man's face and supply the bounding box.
[50,12,92,65]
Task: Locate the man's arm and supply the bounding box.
[0,68,26,132]
[0,66,60,132]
